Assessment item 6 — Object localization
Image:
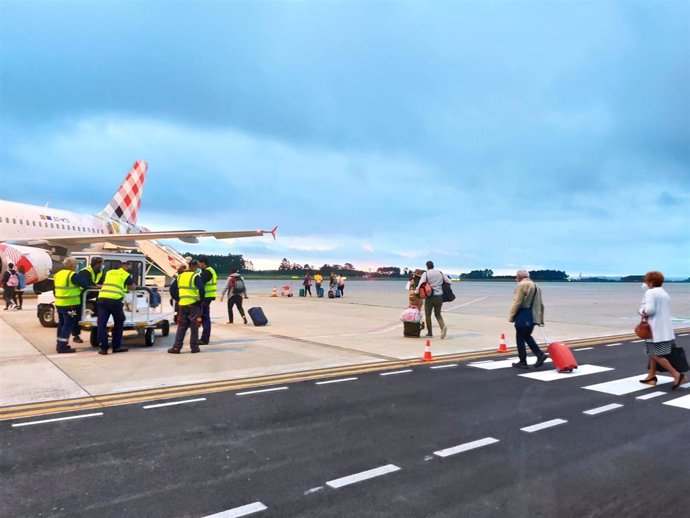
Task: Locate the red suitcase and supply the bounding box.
[547,342,577,373]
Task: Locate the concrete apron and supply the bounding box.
[1,289,688,411]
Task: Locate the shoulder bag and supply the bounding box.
[634,316,652,340]
[514,285,537,329]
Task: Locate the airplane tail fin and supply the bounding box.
[100,160,147,224]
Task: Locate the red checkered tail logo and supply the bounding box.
[100,160,147,225]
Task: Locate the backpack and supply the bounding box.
[232,277,246,294]
[6,271,19,287]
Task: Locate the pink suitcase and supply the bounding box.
[548,342,577,373]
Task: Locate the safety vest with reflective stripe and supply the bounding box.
[203,266,217,299]
[54,269,82,307]
[98,268,130,300]
[82,265,104,285]
[178,271,200,306]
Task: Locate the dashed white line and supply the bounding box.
[636,391,666,400]
[12,412,104,428]
[236,387,288,396]
[143,398,206,409]
[520,419,567,433]
[678,334,688,337]
[574,347,593,351]
[632,339,645,343]
[203,501,267,517]
[303,486,324,496]
[605,343,623,347]
[380,369,413,376]
[583,403,623,415]
[315,377,358,385]
[433,437,499,457]
[430,364,458,369]
[326,464,401,489]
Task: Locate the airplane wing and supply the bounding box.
[10,227,278,247]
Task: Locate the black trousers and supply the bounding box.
[227,294,246,322]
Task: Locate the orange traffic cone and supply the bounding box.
[271,286,278,297]
[497,333,508,353]
[422,339,433,362]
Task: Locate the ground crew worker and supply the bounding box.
[71,257,104,344]
[54,258,92,353]
[197,256,217,345]
[96,260,135,355]
[168,262,205,354]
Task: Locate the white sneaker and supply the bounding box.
[441,326,448,339]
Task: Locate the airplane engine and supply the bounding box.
[0,244,53,287]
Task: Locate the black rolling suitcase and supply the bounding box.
[403,321,423,337]
[248,307,268,326]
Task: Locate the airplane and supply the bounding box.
[0,160,277,292]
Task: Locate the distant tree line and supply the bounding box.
[459,269,569,281]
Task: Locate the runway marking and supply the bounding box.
[636,391,666,400]
[663,394,690,410]
[303,486,324,495]
[677,333,688,337]
[315,377,358,385]
[236,387,288,396]
[582,374,674,395]
[202,501,267,517]
[12,412,103,428]
[632,339,645,343]
[326,464,401,489]
[142,398,206,409]
[583,403,623,415]
[430,364,458,369]
[433,437,499,457]
[520,419,567,433]
[605,343,623,347]
[519,364,613,381]
[574,347,593,351]
[380,369,413,376]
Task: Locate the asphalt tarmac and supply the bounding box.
[2,334,689,517]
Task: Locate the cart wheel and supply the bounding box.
[145,328,156,347]
[160,319,170,337]
[90,329,99,348]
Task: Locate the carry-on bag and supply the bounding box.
[403,321,423,337]
[248,307,268,326]
[328,289,335,299]
[540,328,577,372]
[317,287,324,298]
[299,288,306,297]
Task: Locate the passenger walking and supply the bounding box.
[337,275,346,297]
[53,258,91,353]
[13,265,27,310]
[314,272,323,294]
[71,257,104,344]
[407,269,424,311]
[1,262,19,310]
[96,260,135,355]
[508,270,548,369]
[415,261,452,339]
[303,273,313,297]
[197,256,217,346]
[638,271,688,389]
[220,268,248,324]
[329,273,337,294]
[168,262,205,354]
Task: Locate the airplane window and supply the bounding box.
[13,218,16,224]
[20,219,23,225]
[51,223,54,228]
[32,221,36,226]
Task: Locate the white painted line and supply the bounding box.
[203,501,267,517]
[678,334,688,337]
[430,364,458,369]
[636,391,666,400]
[326,464,401,489]
[236,387,288,396]
[433,437,499,457]
[315,377,358,385]
[605,343,623,347]
[583,374,673,395]
[380,369,413,376]
[520,364,613,381]
[303,486,324,495]
[663,394,690,410]
[469,359,497,364]
[584,403,623,415]
[12,412,104,428]
[143,398,206,409]
[632,339,645,343]
[574,347,593,351]
[520,419,567,433]
[469,358,523,370]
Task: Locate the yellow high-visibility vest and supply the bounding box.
[178,271,200,306]
[54,269,81,307]
[203,266,217,299]
[82,265,104,285]
[98,268,130,300]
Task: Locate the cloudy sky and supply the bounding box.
[1,0,688,277]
